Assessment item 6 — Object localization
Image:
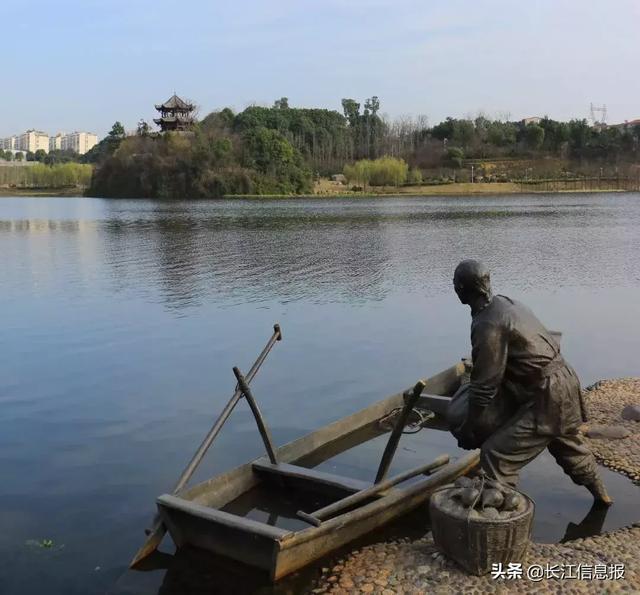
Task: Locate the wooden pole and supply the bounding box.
[129,324,282,568]
[233,366,278,465]
[297,454,450,526]
[374,379,426,484]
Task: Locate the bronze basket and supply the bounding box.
[429,485,534,576]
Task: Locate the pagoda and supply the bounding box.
[153,93,195,132]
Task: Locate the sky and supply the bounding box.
[2,0,640,138]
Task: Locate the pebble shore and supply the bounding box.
[312,379,640,594]
[581,378,640,483]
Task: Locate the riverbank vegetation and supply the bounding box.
[3,96,639,197]
[343,157,411,188]
[0,163,92,190]
[89,97,639,198]
[87,115,312,197]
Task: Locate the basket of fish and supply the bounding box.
[429,472,534,575]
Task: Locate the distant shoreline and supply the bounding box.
[0,183,636,199]
[0,187,86,197]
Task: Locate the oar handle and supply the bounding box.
[374,379,426,484]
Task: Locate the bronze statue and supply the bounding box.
[452,259,612,505]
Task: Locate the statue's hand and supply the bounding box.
[456,422,479,450]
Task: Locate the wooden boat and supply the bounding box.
[155,361,480,581]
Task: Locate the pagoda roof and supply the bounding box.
[155,94,194,111]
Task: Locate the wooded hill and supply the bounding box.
[87,97,640,198]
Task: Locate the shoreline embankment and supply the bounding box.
[1,183,638,199]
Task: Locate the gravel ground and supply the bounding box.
[581,378,640,483]
[312,379,640,594]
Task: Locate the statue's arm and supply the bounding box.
[468,321,508,418]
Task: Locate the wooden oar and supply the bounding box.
[129,324,282,569]
[297,453,449,526]
[233,366,278,465]
[374,379,426,484]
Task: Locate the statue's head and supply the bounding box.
[453,259,492,305]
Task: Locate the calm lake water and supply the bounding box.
[1,194,639,595]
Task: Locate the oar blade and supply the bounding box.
[129,523,166,569]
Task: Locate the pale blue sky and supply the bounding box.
[3,0,639,138]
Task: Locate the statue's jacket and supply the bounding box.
[469,295,585,437]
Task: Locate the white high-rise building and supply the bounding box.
[1,136,18,151]
[3,129,99,156]
[16,130,49,153]
[61,131,98,155]
[49,133,64,152]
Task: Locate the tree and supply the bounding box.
[539,117,569,153]
[274,97,289,109]
[340,97,387,159]
[0,149,5,160]
[431,117,456,141]
[243,126,295,172]
[234,104,352,174]
[45,149,79,165]
[341,99,361,127]
[408,167,423,184]
[34,149,47,162]
[201,108,235,133]
[110,121,125,137]
[445,147,464,168]
[487,121,516,147]
[364,96,380,117]
[344,156,408,187]
[452,120,475,147]
[137,119,151,136]
[474,116,491,143]
[241,126,311,193]
[4,151,12,162]
[15,151,24,162]
[26,151,36,161]
[343,160,371,188]
[525,124,545,151]
[219,107,235,128]
[82,121,126,163]
[567,119,591,156]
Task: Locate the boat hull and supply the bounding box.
[156,362,479,580]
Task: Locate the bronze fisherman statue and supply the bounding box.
[452,259,612,505]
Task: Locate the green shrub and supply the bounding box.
[408,167,423,184]
[343,156,408,187]
[0,163,93,188]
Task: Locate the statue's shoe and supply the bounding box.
[586,477,614,507]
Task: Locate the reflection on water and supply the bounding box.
[116,504,438,595]
[561,501,610,542]
[1,195,640,595]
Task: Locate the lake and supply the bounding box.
[1,194,639,595]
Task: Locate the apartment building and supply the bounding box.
[60,131,98,155]
[3,129,98,155]
[1,136,18,151]
[17,130,49,153]
[49,133,64,151]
